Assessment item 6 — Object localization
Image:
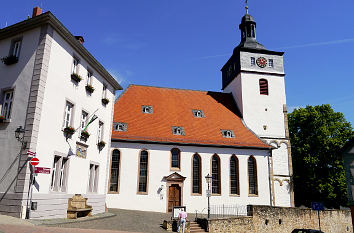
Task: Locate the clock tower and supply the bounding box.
[221,6,294,207]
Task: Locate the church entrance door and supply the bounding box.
[168,184,181,212]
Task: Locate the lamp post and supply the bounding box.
[205,173,212,219]
[15,126,25,142]
[342,139,354,229]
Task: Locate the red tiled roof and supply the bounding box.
[112,85,271,149]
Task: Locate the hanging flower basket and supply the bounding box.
[1,55,18,65]
[71,73,82,83]
[97,140,106,148]
[85,84,95,93]
[102,98,109,105]
[0,115,4,123]
[81,130,90,139]
[63,126,75,136]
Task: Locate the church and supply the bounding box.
[106,7,293,213]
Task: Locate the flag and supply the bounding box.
[83,115,98,131]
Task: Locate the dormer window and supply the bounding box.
[193,109,205,118]
[172,126,185,136]
[114,122,127,132]
[251,57,255,66]
[221,130,235,138]
[141,105,153,114]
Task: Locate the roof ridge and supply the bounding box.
[130,84,224,93]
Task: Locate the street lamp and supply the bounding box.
[15,126,25,142]
[205,173,212,219]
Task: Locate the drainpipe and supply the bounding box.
[267,149,273,206]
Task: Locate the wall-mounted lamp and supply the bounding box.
[15,126,25,142]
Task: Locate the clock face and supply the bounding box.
[256,57,267,68]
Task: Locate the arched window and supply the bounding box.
[171,148,181,169]
[211,154,221,194]
[138,150,149,193]
[248,156,258,195]
[192,154,201,194]
[259,79,269,95]
[109,149,121,192]
[230,155,239,195]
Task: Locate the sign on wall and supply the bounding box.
[34,167,51,174]
[172,206,186,219]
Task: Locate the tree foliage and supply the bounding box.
[288,104,354,208]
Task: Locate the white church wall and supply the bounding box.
[223,73,243,116]
[274,178,291,207]
[271,142,289,176]
[107,142,272,213]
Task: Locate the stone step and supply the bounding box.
[189,221,205,233]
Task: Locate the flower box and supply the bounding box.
[1,55,18,65]
[71,73,82,83]
[85,85,95,93]
[64,126,75,136]
[0,116,4,123]
[97,140,106,148]
[102,98,109,105]
[81,130,90,139]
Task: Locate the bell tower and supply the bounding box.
[221,4,294,207]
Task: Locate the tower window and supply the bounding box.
[221,130,235,138]
[259,79,269,95]
[141,105,153,114]
[114,122,127,132]
[192,109,205,118]
[268,59,274,68]
[172,126,185,136]
[251,57,255,66]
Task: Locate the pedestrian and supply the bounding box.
[177,209,187,233]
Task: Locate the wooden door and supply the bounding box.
[168,184,181,212]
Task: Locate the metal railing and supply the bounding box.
[195,204,247,220]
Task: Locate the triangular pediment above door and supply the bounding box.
[163,172,186,182]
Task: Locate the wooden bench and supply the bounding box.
[67,194,93,219]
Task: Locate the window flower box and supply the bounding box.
[85,85,95,94]
[1,55,18,65]
[97,140,106,149]
[101,98,109,105]
[0,115,4,123]
[71,73,82,83]
[63,126,75,136]
[81,130,90,139]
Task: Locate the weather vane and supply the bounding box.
[245,0,249,14]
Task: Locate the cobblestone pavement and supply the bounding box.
[50,209,171,233]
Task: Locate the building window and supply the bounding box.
[172,126,185,136]
[109,149,121,193]
[170,148,180,169]
[11,39,22,58]
[97,121,104,142]
[1,90,14,120]
[221,129,235,138]
[102,84,107,99]
[248,156,258,195]
[80,111,88,132]
[63,101,74,128]
[141,105,153,114]
[138,150,149,193]
[251,57,255,66]
[76,142,88,158]
[87,70,93,85]
[72,57,79,74]
[259,79,269,95]
[268,59,274,68]
[192,109,205,118]
[50,156,69,192]
[192,154,202,194]
[114,122,127,132]
[211,154,221,194]
[88,163,99,193]
[230,155,240,195]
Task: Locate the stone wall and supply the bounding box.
[206,205,352,233]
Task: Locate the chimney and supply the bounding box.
[32,7,42,18]
[75,36,85,45]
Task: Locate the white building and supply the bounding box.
[0,7,122,219]
[107,9,293,213]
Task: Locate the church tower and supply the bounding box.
[222,5,294,207]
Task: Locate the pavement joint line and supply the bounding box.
[27,212,116,226]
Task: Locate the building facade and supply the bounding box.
[0,8,122,219]
[107,9,293,214]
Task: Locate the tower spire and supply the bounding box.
[245,0,249,14]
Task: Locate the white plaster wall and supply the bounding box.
[240,52,284,75]
[274,179,291,207]
[270,142,289,176]
[107,142,272,213]
[34,30,115,196]
[223,73,243,116]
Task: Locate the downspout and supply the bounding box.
[267,149,273,206]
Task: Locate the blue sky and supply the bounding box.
[2,0,354,125]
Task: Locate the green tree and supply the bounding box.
[288,104,354,208]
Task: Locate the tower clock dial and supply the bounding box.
[256,57,267,68]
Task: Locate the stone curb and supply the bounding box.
[27,212,116,226]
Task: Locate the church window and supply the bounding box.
[141,105,153,114]
[221,129,235,138]
[109,149,121,193]
[211,154,221,194]
[248,156,258,195]
[138,150,149,193]
[172,126,185,136]
[251,57,255,66]
[230,155,240,195]
[192,154,202,194]
[259,79,269,95]
[268,59,274,68]
[171,148,181,169]
[114,122,127,132]
[192,109,205,118]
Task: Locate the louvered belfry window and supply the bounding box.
[230,156,239,195]
[192,154,201,194]
[259,79,269,95]
[248,156,258,195]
